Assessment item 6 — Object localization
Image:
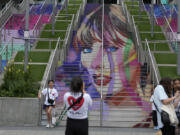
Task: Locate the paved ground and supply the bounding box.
[0,127,156,135]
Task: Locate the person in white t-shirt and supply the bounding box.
[38,80,58,128]
[153,77,179,135]
[64,76,92,135]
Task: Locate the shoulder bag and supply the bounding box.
[153,98,178,126]
[47,88,55,105]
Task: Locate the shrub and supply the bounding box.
[0,63,39,97]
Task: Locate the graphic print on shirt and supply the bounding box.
[52,93,55,97]
[67,96,84,111]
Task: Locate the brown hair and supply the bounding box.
[160,77,172,97]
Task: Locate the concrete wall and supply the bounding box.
[0,98,40,126]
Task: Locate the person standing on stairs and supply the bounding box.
[153,77,179,135]
[173,79,180,135]
[38,80,58,128]
[64,76,92,135]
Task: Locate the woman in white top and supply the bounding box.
[153,77,179,135]
[64,76,92,135]
[38,80,58,128]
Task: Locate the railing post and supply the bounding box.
[6,46,8,62]
[49,40,51,50]
[24,0,30,72]
[0,29,1,48]
[0,55,2,73]
[4,29,6,41]
[152,67,155,87]
[65,0,68,20]
[124,5,128,31]
[8,20,10,36]
[177,0,180,75]
[150,2,154,38]
[52,0,56,35]
[11,38,14,57]
[139,0,142,21]
[100,0,104,127]
[131,0,134,7]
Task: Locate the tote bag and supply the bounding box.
[161,103,179,125]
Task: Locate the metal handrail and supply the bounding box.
[162,4,173,18]
[19,0,26,8]
[82,0,87,13]
[12,36,64,41]
[61,14,74,61]
[121,1,125,14]
[0,39,12,55]
[64,14,74,47]
[100,1,105,126]
[145,4,178,51]
[0,0,13,19]
[162,4,175,33]
[145,39,159,85]
[40,0,48,11]
[32,15,43,37]
[75,4,81,26]
[164,16,177,37]
[161,5,177,51]
[132,16,139,48]
[0,45,7,55]
[174,5,177,13]
[0,40,12,74]
[131,15,144,62]
[125,4,130,24]
[41,37,61,90]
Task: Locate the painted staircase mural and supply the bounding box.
[52,4,152,128]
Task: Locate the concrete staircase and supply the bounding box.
[41,2,153,128]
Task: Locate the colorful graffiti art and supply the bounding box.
[145,4,177,32]
[55,4,152,127]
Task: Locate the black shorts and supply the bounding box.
[65,117,88,135]
[43,104,55,110]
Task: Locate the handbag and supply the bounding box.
[161,104,179,126]
[153,99,171,126]
[161,110,170,126]
[153,99,178,126]
[47,88,55,105]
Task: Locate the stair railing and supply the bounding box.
[161,4,178,52]
[144,39,160,86]
[0,0,14,19]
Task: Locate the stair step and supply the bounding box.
[41,120,152,128]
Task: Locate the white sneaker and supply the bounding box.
[46,124,50,128]
[154,126,159,130]
[50,124,54,128]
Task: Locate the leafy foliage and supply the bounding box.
[0,63,39,97]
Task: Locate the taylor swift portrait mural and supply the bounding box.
[55,4,152,127]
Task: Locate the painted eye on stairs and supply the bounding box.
[83,48,92,53]
[106,47,118,52]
